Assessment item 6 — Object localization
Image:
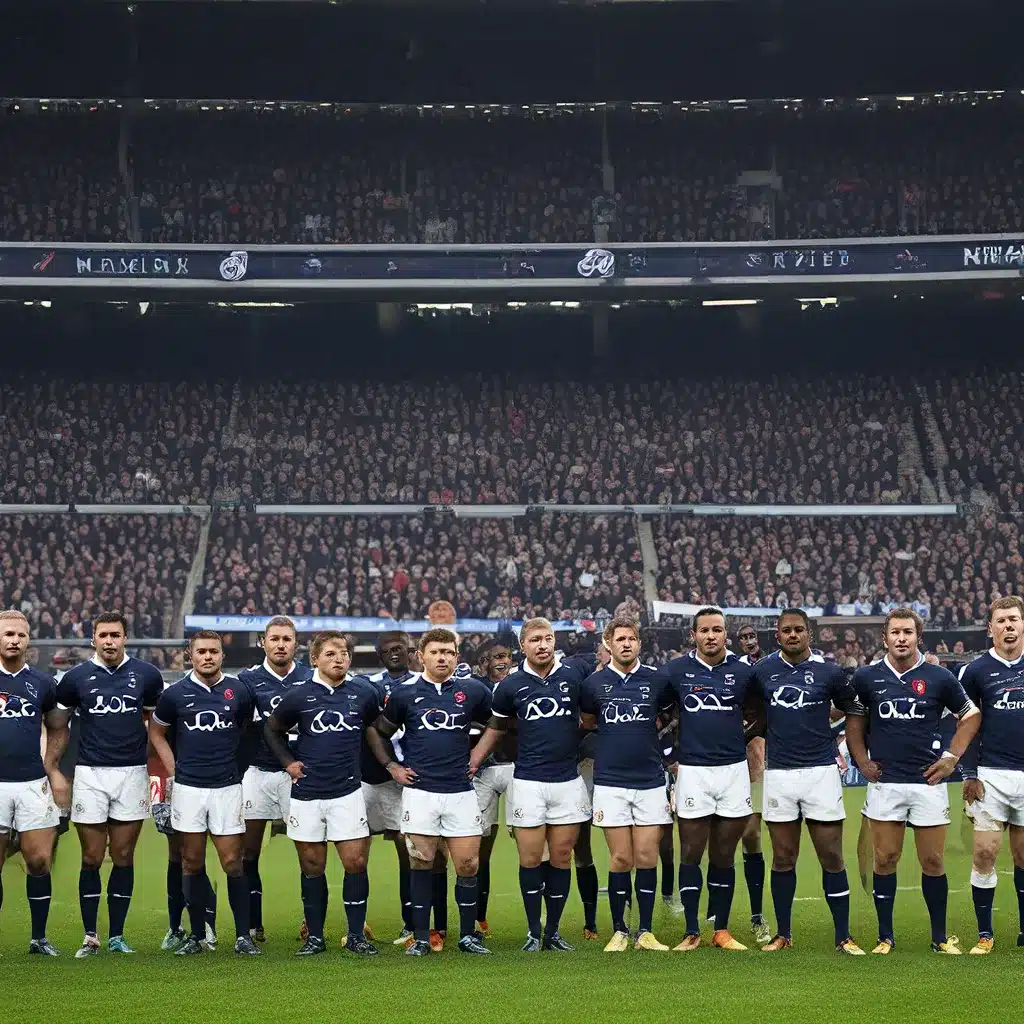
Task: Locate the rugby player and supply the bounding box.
[846,608,979,954]
[658,607,762,951]
[735,626,769,943]
[0,610,69,955]
[471,618,593,952]
[265,631,379,956]
[56,612,163,956]
[958,596,1024,954]
[149,630,261,956]
[368,627,492,955]
[580,616,674,952]
[748,609,866,953]
[238,616,311,942]
[471,635,516,936]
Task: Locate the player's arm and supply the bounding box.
[141,667,163,727]
[957,665,984,801]
[578,676,599,732]
[369,694,416,785]
[923,676,980,785]
[149,691,177,780]
[42,688,71,810]
[741,675,766,740]
[469,678,512,774]
[265,692,304,780]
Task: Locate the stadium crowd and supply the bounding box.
[2,105,1023,244]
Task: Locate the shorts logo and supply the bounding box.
[911,680,926,696]
[245,800,253,809]
[454,691,466,704]
[41,781,48,794]
[75,802,84,813]
[513,807,524,820]
[746,797,752,807]
[402,811,411,823]
[684,797,695,809]
[767,798,779,809]
[224,688,235,700]
[943,806,951,820]
[594,810,604,823]
[289,815,299,827]
[474,814,481,824]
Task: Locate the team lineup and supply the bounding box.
[1,598,1024,959]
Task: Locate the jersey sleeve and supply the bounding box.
[153,688,177,727]
[40,676,58,714]
[490,677,516,719]
[471,682,493,725]
[940,672,976,719]
[142,665,163,711]
[578,675,599,716]
[55,672,80,711]
[850,669,871,712]
[830,666,866,716]
[271,688,302,732]
[656,674,677,716]
[363,685,382,726]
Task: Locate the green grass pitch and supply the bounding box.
[4,785,1024,1024]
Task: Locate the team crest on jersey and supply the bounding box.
[911,679,926,695]
[25,682,37,699]
[224,688,235,700]
[454,691,466,704]
[723,675,735,685]
[0,693,7,712]
[804,672,815,686]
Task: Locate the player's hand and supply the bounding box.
[286,761,306,781]
[48,770,71,812]
[857,759,882,783]
[835,750,848,773]
[389,762,417,786]
[467,757,482,778]
[962,778,985,805]
[923,752,958,785]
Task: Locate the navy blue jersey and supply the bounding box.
[656,651,756,767]
[238,662,313,772]
[382,676,492,794]
[56,656,163,768]
[153,673,254,789]
[959,651,1024,777]
[750,652,864,771]
[580,664,675,789]
[360,668,417,785]
[852,657,975,784]
[491,655,595,783]
[0,666,58,782]
[272,675,380,800]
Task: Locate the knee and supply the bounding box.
[573,849,593,869]
[220,852,244,877]
[548,845,573,870]
[742,834,761,855]
[919,852,944,877]
[771,850,798,873]
[110,850,135,869]
[608,853,634,873]
[819,851,845,874]
[25,856,51,877]
[874,851,900,874]
[80,850,105,871]
[455,855,479,877]
[519,850,542,869]
[181,853,205,875]
[344,852,369,875]
[973,845,998,874]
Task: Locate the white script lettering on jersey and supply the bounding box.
[309,710,360,734]
[682,692,734,713]
[418,709,465,731]
[770,685,825,710]
[876,698,926,720]
[601,703,651,724]
[184,710,233,732]
[86,694,139,715]
[523,696,573,720]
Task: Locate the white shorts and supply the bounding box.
[763,765,845,824]
[401,788,482,838]
[507,776,591,829]
[473,763,515,830]
[0,778,59,833]
[171,782,245,836]
[676,761,752,819]
[287,790,369,843]
[593,784,673,828]
[968,767,1024,830]
[578,759,595,801]
[242,766,292,822]
[862,781,950,828]
[72,765,151,824]
[363,780,403,834]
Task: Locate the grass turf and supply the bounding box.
[3,785,1023,1024]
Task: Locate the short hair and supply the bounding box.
[419,627,459,653]
[376,630,411,650]
[777,608,811,630]
[883,607,924,639]
[519,617,554,644]
[426,600,457,625]
[310,631,353,661]
[602,615,641,645]
[0,609,29,625]
[263,615,297,636]
[691,606,726,630]
[189,629,222,647]
[989,596,1024,621]
[93,611,129,635]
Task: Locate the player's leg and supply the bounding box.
[209,831,257,952]
[391,833,415,940]
[913,824,956,951]
[631,823,668,949]
[741,815,768,941]
[806,819,858,951]
[1007,824,1024,945]
[659,821,676,907]
[601,825,634,944]
[407,833,441,951]
[19,826,59,953]
[763,819,800,948]
[513,824,548,943]
[541,821,578,948]
[574,821,600,938]
[294,840,329,954]
[968,824,1002,952]
[105,818,145,950]
[438,791,487,953]
[242,819,268,941]
[336,836,374,953]
[477,824,498,933]
[163,832,187,947]
[74,822,108,954]
[675,816,711,946]
[868,818,904,950]
[706,814,751,948]
[431,846,448,946]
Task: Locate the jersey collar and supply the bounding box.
[261,658,294,683]
[187,669,226,690]
[693,651,730,673]
[0,662,29,677]
[777,650,824,668]
[312,670,341,690]
[989,647,1024,669]
[521,660,556,681]
[608,660,641,679]
[91,653,130,672]
[882,653,925,679]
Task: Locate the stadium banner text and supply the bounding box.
[184,615,589,634]
[3,236,1022,292]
